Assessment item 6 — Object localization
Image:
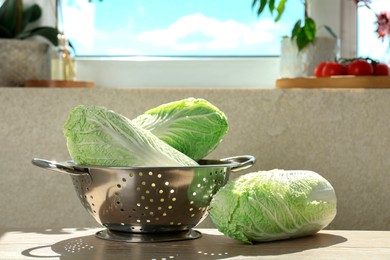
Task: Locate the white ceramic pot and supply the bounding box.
[0,39,50,86]
[280,37,339,78]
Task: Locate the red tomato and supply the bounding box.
[373,63,389,76]
[347,60,373,76]
[322,62,347,77]
[314,61,328,77]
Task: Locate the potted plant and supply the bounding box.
[252,0,338,78]
[0,0,59,86]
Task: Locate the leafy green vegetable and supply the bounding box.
[133,98,228,161]
[209,169,337,244]
[64,105,198,167]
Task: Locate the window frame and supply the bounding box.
[43,0,358,88]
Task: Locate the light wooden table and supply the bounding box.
[0,228,389,259]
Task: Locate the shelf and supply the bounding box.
[276,76,390,89]
[24,80,95,88]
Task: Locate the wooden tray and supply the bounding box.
[24,80,95,88]
[276,76,390,89]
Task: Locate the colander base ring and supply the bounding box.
[95,229,202,243]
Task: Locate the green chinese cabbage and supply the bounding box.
[133,98,228,161]
[209,169,337,244]
[64,105,198,167]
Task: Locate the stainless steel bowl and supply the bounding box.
[32,155,255,242]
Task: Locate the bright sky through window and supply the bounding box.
[61,0,304,56]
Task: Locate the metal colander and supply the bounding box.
[32,155,255,242]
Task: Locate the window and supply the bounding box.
[61,0,303,57]
[50,1,347,88]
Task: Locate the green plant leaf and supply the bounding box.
[68,40,77,55]
[257,0,268,16]
[324,25,337,38]
[303,17,316,41]
[297,30,309,52]
[0,0,58,42]
[22,4,42,30]
[16,26,59,46]
[251,0,257,9]
[0,25,12,38]
[0,0,17,35]
[275,0,287,22]
[291,20,301,40]
[269,0,275,13]
[290,18,316,52]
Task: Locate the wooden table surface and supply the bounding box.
[0,228,389,259]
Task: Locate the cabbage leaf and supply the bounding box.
[64,105,198,167]
[209,169,337,243]
[133,98,228,161]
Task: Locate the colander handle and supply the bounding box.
[222,155,256,172]
[32,158,89,176]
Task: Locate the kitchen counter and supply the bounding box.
[0,228,389,259]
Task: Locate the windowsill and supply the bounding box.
[75,56,280,89]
